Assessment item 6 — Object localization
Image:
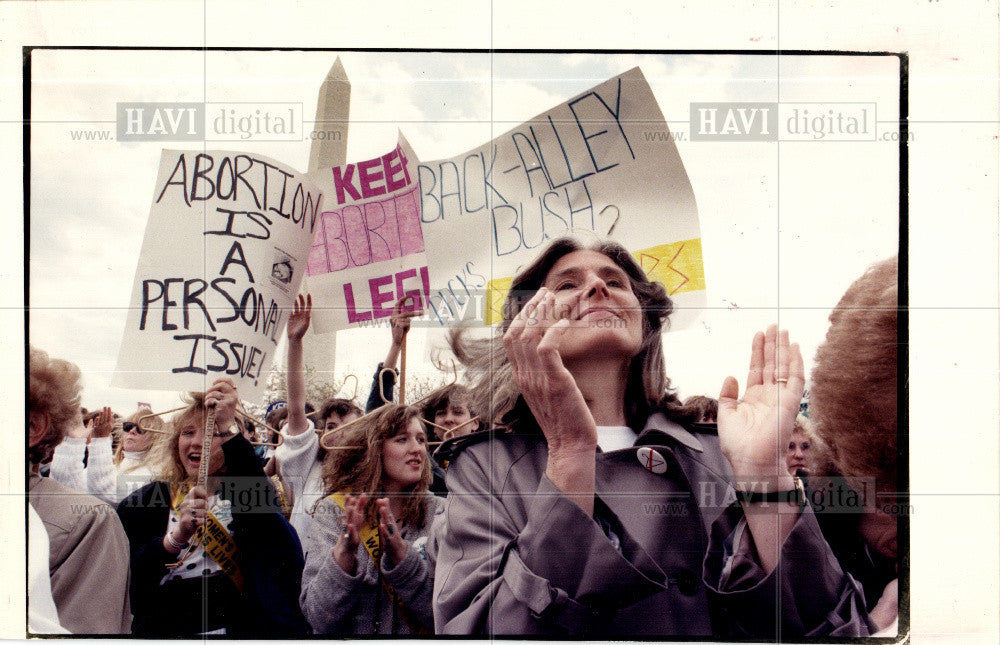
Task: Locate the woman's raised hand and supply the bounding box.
[718,325,805,482]
[286,293,312,342]
[503,287,596,454]
[504,287,597,515]
[92,406,114,439]
[390,296,421,347]
[333,493,367,574]
[205,378,239,440]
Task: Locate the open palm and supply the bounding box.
[718,325,804,478]
[287,293,312,341]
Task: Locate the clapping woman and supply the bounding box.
[299,404,440,635]
[431,237,872,637]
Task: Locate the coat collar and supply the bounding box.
[636,412,704,453]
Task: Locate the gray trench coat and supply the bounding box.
[428,412,874,637]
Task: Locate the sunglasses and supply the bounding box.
[122,422,145,435]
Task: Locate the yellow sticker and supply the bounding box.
[482,238,705,325]
[484,276,514,326]
[633,238,706,296]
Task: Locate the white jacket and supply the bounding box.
[49,437,153,505]
[273,420,326,541]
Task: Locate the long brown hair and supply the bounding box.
[451,237,696,430]
[320,404,432,528]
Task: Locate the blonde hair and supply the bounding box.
[148,392,213,490]
[791,413,834,475]
[29,346,83,464]
[320,404,431,528]
[113,408,164,469]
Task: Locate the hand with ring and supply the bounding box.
[717,324,805,481]
[376,498,408,568]
[166,485,208,552]
[205,378,239,437]
[332,493,366,574]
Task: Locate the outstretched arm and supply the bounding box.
[707,326,874,637]
[382,295,420,370]
[285,294,312,437]
[48,406,96,494]
[366,297,420,412]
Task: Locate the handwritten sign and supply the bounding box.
[304,137,429,333]
[114,150,323,399]
[414,67,705,329]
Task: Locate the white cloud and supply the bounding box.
[27,49,901,414]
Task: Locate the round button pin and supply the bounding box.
[636,446,667,474]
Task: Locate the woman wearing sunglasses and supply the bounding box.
[49,406,160,504]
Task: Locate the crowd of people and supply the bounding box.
[27,236,900,638]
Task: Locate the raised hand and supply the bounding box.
[333,493,367,574]
[286,293,312,342]
[205,378,240,441]
[504,287,596,515]
[389,296,421,346]
[504,287,595,453]
[92,406,114,439]
[718,325,805,481]
[376,498,408,567]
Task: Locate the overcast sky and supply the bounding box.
[6,3,1000,638]
[27,50,900,413]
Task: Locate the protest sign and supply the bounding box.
[415,67,705,329]
[304,136,428,334]
[114,150,323,399]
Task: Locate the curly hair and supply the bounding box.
[809,256,898,493]
[319,404,431,528]
[420,384,477,441]
[29,345,83,465]
[450,236,696,430]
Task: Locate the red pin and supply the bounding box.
[636,447,667,474]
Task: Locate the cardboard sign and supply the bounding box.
[414,67,705,328]
[304,137,428,334]
[114,150,323,399]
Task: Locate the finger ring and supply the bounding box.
[342,529,350,539]
[776,377,789,384]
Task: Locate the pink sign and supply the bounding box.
[305,138,429,333]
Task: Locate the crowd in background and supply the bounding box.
[27,236,900,638]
